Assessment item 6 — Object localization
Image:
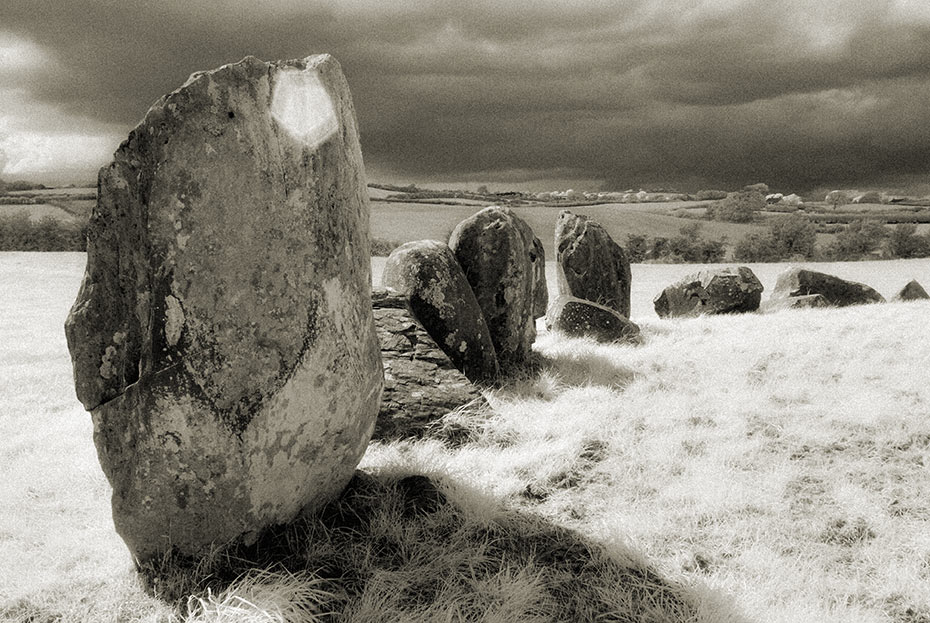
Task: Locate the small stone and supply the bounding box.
[654,266,763,317]
[554,210,631,319]
[546,295,641,343]
[893,279,930,301]
[382,240,499,384]
[771,268,885,306]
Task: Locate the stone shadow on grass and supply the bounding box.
[140,471,751,622]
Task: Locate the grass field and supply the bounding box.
[3,253,930,622]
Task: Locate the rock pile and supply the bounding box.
[385,207,546,380]
[381,240,499,384]
[65,55,383,564]
[372,287,486,441]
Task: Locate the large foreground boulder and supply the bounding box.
[893,279,929,301]
[449,206,542,369]
[554,210,631,318]
[654,267,763,318]
[546,295,640,344]
[64,55,383,564]
[772,268,885,306]
[372,288,486,441]
[382,240,499,384]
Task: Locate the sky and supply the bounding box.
[2,0,930,193]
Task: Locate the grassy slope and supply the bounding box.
[3,253,930,622]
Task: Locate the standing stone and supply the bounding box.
[893,279,930,301]
[372,288,487,441]
[546,295,641,344]
[64,55,382,564]
[382,240,499,384]
[554,210,631,319]
[654,267,763,317]
[771,268,885,306]
[449,206,541,369]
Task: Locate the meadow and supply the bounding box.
[2,252,929,622]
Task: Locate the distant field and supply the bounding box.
[0,204,77,222]
[372,201,765,256]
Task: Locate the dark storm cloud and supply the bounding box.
[5,0,930,190]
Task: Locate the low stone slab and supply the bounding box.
[772,268,885,306]
[382,240,499,384]
[760,294,830,312]
[372,288,486,441]
[546,295,640,343]
[893,279,930,301]
[654,266,763,318]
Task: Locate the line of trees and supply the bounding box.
[735,214,930,261]
[0,211,87,251]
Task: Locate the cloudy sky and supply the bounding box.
[2,0,930,192]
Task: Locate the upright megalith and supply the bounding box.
[893,279,929,301]
[382,240,500,384]
[449,207,542,369]
[554,210,631,319]
[64,55,383,564]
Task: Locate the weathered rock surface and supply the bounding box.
[546,295,641,343]
[760,294,830,312]
[64,55,382,564]
[771,268,885,306]
[382,240,499,384]
[449,206,541,369]
[893,279,930,301]
[530,236,548,319]
[654,267,763,317]
[554,210,631,319]
[371,288,487,441]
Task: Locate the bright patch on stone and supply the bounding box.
[270,69,338,148]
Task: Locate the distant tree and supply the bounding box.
[734,213,817,261]
[888,223,930,258]
[696,190,728,201]
[709,191,764,223]
[476,185,489,196]
[769,213,817,258]
[825,190,850,211]
[827,219,887,259]
[625,234,648,263]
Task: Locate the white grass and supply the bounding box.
[3,252,930,622]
